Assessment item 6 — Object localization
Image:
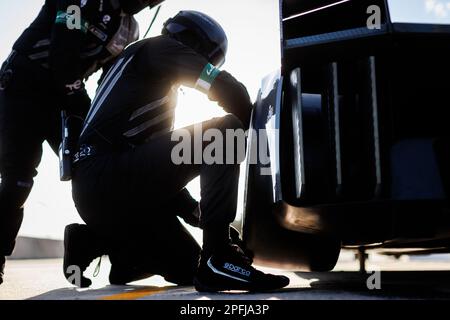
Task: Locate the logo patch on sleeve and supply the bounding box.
[195,63,221,93]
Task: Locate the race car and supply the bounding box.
[241,0,450,271]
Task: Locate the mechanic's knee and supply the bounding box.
[0,177,34,210]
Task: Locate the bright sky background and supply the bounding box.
[0,0,281,240]
[1,0,449,240]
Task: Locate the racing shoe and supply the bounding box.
[63,223,104,288]
[0,256,5,285]
[194,244,290,292]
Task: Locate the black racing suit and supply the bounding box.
[72,35,252,276]
[0,0,138,256]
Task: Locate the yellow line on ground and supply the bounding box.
[101,287,168,300]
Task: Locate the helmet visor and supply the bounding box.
[209,46,226,67]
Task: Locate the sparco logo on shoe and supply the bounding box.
[223,262,251,277]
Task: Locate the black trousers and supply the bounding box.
[73,114,243,271]
[0,54,60,256]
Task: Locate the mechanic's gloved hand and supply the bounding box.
[181,205,201,228]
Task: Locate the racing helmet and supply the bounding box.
[162,11,228,67]
[119,0,164,15]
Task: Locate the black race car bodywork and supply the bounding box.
[242,0,450,271]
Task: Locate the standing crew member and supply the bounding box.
[0,0,164,285]
[69,10,290,292]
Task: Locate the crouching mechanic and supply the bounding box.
[67,10,290,291]
[0,0,166,285]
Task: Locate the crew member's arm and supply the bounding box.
[201,68,253,129]
[49,0,91,118]
[139,38,253,128]
[97,60,115,86]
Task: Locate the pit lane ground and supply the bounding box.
[1,252,450,300]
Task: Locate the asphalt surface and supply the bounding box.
[1,252,450,300]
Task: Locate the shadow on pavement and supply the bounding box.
[297,271,450,299]
[29,284,306,300]
[28,271,450,300]
[29,285,181,300]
